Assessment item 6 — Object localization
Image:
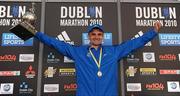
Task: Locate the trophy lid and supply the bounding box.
[22,12,37,24]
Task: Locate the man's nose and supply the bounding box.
[94,35,100,38]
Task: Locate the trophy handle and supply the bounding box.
[9,2,37,41]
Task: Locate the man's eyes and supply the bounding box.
[91,33,103,36]
[98,34,103,36]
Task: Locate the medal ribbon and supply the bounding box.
[89,47,102,70]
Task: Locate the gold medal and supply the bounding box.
[97,71,102,77]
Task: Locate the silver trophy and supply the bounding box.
[9,3,37,41]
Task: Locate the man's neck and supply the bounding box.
[90,45,101,50]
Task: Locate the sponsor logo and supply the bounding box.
[127,83,141,92]
[132,31,151,46]
[44,84,59,93]
[126,54,140,63]
[159,33,180,46]
[56,31,74,63]
[59,68,76,76]
[64,56,74,63]
[159,54,176,61]
[0,54,16,61]
[145,83,164,90]
[143,52,155,62]
[87,52,91,57]
[0,83,14,94]
[19,82,33,94]
[19,54,34,62]
[64,83,77,91]
[56,31,74,44]
[25,65,35,78]
[135,7,177,27]
[0,71,20,76]
[82,33,112,45]
[126,66,137,77]
[47,52,60,63]
[159,69,180,75]
[167,81,180,92]
[140,68,157,76]
[44,67,56,78]
[1,33,33,46]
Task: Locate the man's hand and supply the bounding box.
[154,21,162,32]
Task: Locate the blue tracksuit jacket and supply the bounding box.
[35,28,157,96]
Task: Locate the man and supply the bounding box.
[35,22,161,96]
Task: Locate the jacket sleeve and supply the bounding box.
[35,32,75,60]
[114,28,157,60]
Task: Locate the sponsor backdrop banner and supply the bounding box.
[121,3,180,96]
[0,1,41,95]
[42,2,118,96]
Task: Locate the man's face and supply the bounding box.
[88,29,104,46]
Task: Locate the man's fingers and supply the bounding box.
[157,22,161,28]
[154,22,162,32]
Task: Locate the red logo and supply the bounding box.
[0,71,20,76]
[146,83,164,90]
[160,70,180,74]
[64,83,77,91]
[0,55,16,61]
[25,65,35,78]
[159,54,176,61]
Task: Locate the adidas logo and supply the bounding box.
[56,31,74,63]
[56,31,74,45]
[132,31,152,46]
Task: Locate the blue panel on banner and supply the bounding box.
[159,33,180,46]
[82,32,112,45]
[1,33,33,46]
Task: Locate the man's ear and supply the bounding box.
[102,33,104,38]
